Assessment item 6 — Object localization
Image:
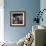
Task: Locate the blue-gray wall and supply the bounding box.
[4,0,40,42]
[40,0,46,27]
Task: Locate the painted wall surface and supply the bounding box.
[4,0,40,42]
[40,0,46,27]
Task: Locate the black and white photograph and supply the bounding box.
[10,11,26,26]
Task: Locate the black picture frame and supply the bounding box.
[10,11,26,27]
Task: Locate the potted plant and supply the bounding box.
[33,9,46,24]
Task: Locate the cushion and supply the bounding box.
[17,37,25,46]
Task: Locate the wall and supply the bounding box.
[4,0,40,42]
[40,0,46,27]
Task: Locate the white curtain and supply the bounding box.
[0,0,4,42]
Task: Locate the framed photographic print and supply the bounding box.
[10,11,26,26]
